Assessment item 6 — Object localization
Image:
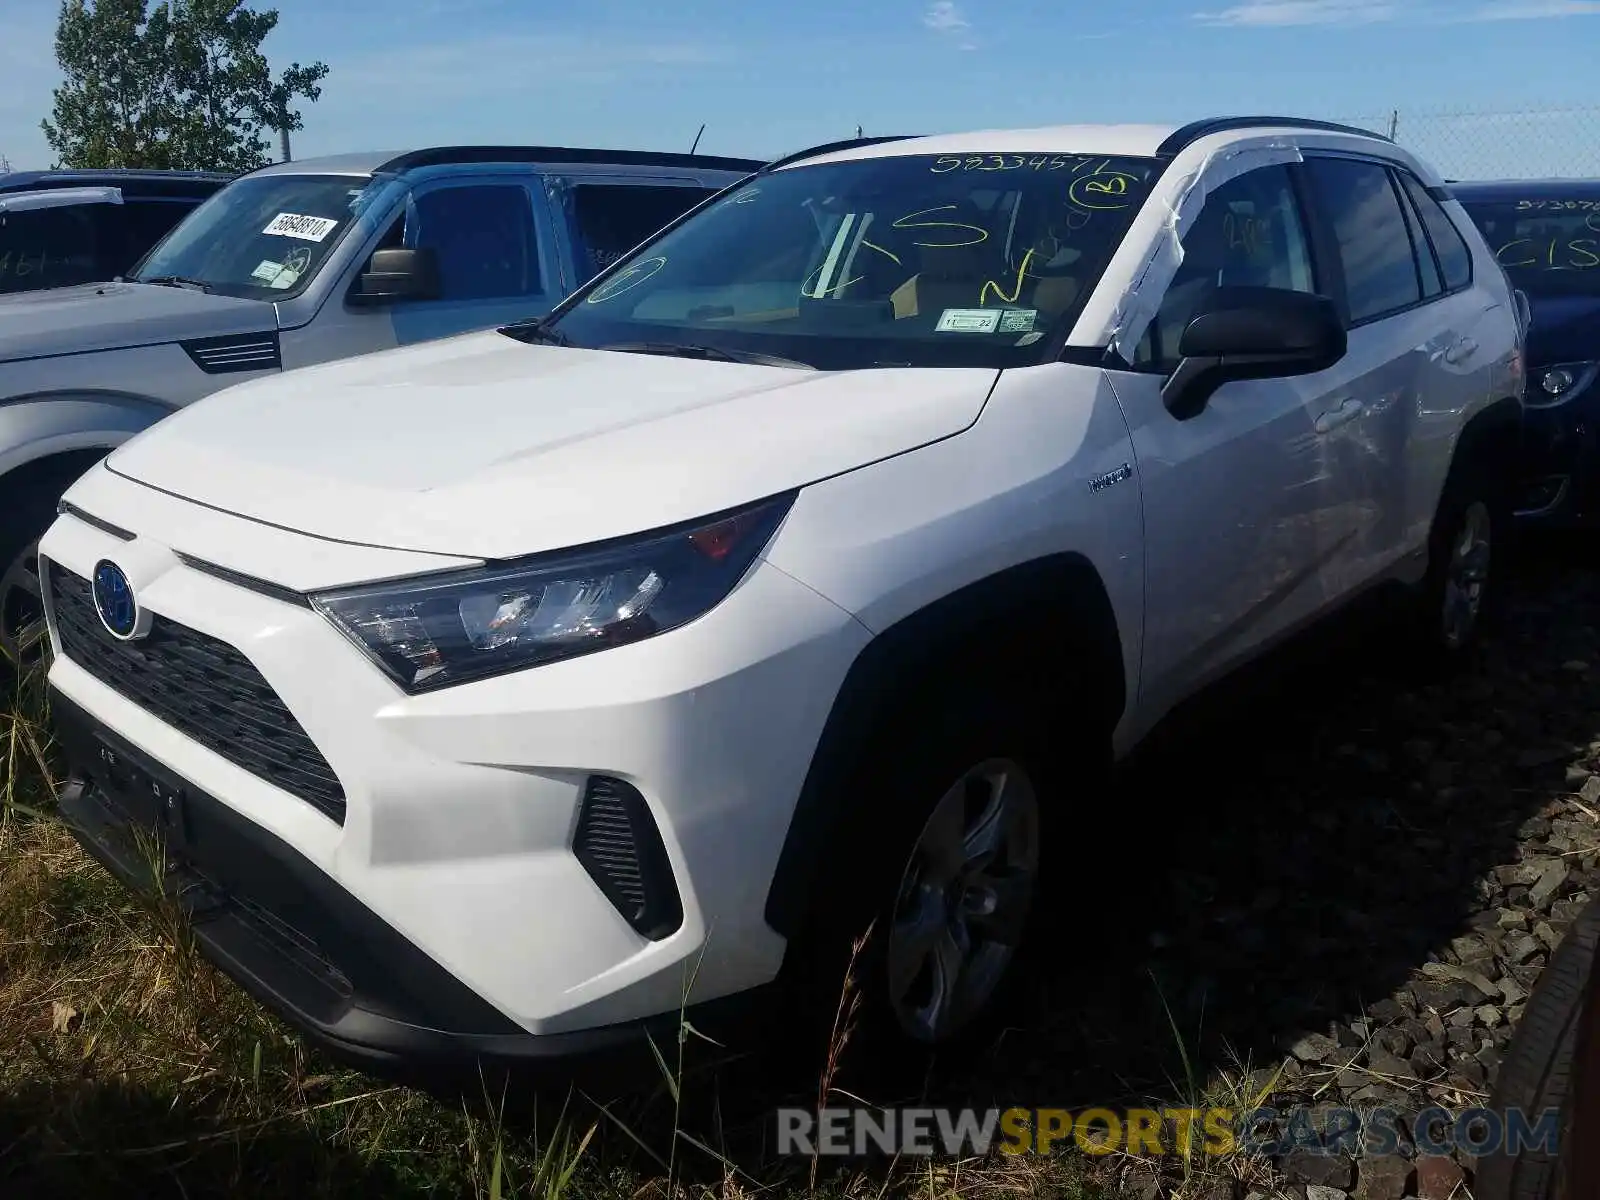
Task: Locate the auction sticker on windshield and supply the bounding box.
[936,308,1003,333]
[262,212,339,242]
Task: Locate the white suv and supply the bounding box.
[39,118,1523,1070]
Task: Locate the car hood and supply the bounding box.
[0,280,274,363]
[107,330,1000,560]
[1524,293,1600,367]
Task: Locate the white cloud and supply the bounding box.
[1467,0,1600,16]
[1195,0,1600,21]
[1194,1,1396,25]
[923,1,978,49]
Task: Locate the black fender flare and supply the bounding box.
[761,552,1127,939]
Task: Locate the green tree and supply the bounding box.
[41,0,329,172]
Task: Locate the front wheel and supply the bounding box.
[882,756,1043,1045]
[0,535,46,674]
[1474,898,1600,1199]
[0,453,106,679]
[776,684,1092,1090]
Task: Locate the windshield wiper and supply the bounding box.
[139,275,211,293]
[598,341,815,370]
[499,316,571,346]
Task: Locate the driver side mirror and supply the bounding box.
[1160,285,1347,420]
[349,246,441,306]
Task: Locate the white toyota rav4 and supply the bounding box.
[40,118,1524,1072]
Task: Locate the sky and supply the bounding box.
[4,0,1600,179]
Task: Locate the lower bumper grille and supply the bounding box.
[47,560,346,823]
[573,776,682,940]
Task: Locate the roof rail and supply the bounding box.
[374,146,764,174]
[1156,116,1392,158]
[760,134,922,173]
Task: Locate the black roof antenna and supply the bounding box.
[690,124,706,155]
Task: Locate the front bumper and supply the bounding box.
[53,692,741,1070]
[40,467,870,1053]
[1515,388,1600,527]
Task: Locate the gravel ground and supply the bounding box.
[861,538,1600,1199]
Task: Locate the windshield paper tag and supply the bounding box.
[936,308,1002,333]
[997,308,1037,333]
[262,212,339,242]
[251,259,286,282]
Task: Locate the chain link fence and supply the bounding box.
[1325,107,1600,182]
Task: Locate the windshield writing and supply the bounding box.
[1460,200,1600,296]
[538,153,1159,370]
[134,175,380,299]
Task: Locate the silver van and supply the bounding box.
[0,145,760,664]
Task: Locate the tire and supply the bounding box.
[773,665,1101,1092]
[0,453,105,681]
[1404,448,1511,673]
[1474,897,1600,1200]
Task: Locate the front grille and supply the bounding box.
[48,562,346,822]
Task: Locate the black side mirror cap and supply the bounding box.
[1161,285,1348,420]
[350,246,442,306]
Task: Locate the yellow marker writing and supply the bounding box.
[979,247,1037,305]
[892,206,989,248]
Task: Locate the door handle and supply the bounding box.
[1314,398,1364,434]
[1444,337,1478,365]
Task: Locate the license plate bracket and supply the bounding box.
[89,737,189,855]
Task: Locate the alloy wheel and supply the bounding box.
[885,757,1041,1043]
[0,540,47,671]
[1440,500,1491,651]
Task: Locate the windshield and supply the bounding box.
[1459,196,1600,297]
[132,173,383,299]
[535,152,1161,369]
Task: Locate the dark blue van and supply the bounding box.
[0,169,233,296]
[1456,179,1600,526]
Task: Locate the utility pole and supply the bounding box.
[1387,109,1399,141]
[280,125,291,162]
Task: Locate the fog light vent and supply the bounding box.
[574,777,683,940]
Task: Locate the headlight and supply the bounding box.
[311,494,794,692]
[1528,361,1598,409]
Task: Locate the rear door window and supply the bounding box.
[1397,173,1473,292]
[1393,173,1443,301]
[568,183,720,280]
[1305,157,1424,324]
[0,203,102,293]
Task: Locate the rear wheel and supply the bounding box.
[1405,451,1510,671]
